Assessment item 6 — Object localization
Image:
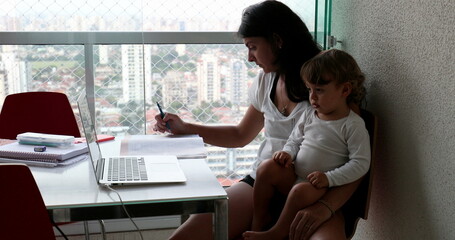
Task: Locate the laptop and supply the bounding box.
[77,91,186,185]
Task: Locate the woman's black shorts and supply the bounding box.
[240,174,255,187]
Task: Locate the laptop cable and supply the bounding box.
[51,219,69,240]
[103,184,145,240]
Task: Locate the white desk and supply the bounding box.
[30,139,228,239]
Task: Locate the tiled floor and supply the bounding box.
[56,228,176,240]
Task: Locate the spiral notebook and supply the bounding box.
[0,142,88,163]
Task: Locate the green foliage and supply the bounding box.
[192,102,220,123]
[119,100,145,135]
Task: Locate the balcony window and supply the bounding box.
[0,0,332,184]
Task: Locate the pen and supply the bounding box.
[157,102,171,130]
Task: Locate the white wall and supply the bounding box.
[332,0,454,239]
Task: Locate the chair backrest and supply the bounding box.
[0,163,56,239]
[0,91,81,140]
[343,109,378,239]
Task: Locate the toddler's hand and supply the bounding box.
[272,151,292,168]
[307,171,329,188]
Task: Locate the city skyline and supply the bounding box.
[0,42,256,131]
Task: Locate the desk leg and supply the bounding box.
[99,220,106,240]
[84,221,90,240]
[214,199,228,240]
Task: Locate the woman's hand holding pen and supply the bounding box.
[153,113,187,134]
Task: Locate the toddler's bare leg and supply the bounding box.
[245,182,327,240]
[251,159,296,231]
[169,181,254,240]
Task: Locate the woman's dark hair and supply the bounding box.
[238,0,321,102]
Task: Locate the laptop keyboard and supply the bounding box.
[107,157,148,181]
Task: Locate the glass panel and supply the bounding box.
[93,44,145,135]
[314,0,333,49]
[0,0,331,183]
[0,44,84,107]
[0,0,145,31]
[0,0,316,33]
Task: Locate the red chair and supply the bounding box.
[0,91,81,140]
[0,163,56,239]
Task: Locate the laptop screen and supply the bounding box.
[77,91,103,181]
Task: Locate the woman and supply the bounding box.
[154,1,361,239]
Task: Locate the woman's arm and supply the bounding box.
[156,105,264,148]
[289,178,362,240]
[319,177,362,212]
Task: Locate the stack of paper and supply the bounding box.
[120,134,207,159]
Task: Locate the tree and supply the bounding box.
[192,102,220,123]
[119,100,145,135]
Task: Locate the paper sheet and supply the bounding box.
[120,134,206,159]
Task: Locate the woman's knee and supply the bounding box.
[309,212,346,240]
[169,213,213,240]
[171,183,254,240]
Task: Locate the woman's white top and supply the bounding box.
[248,71,310,179]
[283,108,371,187]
